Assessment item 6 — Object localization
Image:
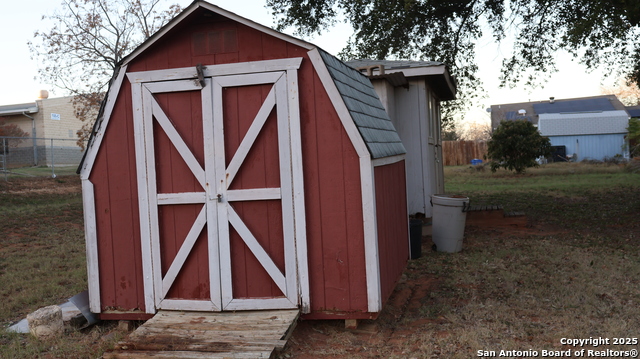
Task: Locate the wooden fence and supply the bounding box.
[442,141,488,166]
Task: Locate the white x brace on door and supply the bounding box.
[128,58,309,314]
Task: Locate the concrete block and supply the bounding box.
[27,305,63,339]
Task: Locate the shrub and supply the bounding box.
[487,120,552,174]
[627,117,640,157]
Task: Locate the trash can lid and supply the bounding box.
[431,194,469,207]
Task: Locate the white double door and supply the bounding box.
[130,61,307,313]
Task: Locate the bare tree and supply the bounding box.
[459,121,492,141]
[601,78,640,106]
[29,0,181,148]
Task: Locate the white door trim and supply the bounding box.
[128,60,306,313]
[212,73,299,311]
[131,78,222,312]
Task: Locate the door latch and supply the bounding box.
[217,194,222,203]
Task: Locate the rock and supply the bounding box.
[27,305,63,339]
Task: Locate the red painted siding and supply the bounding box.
[93,8,376,317]
[297,58,368,317]
[90,79,146,311]
[374,161,409,303]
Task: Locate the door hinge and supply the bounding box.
[196,64,206,88]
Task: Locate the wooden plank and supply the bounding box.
[226,188,281,202]
[126,58,302,84]
[141,85,164,312]
[372,154,405,167]
[82,179,100,313]
[286,67,310,313]
[104,310,299,359]
[157,192,207,205]
[145,81,201,94]
[274,75,299,306]
[131,82,157,314]
[105,350,273,358]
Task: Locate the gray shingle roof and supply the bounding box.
[318,50,406,159]
[533,98,616,114]
[346,59,444,70]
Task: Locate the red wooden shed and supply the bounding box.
[79,1,409,321]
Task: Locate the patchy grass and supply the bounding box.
[0,322,126,358]
[0,176,86,326]
[281,162,640,358]
[445,163,640,238]
[3,165,79,179]
[2,164,639,358]
[0,175,125,358]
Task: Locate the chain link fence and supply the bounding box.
[0,136,87,180]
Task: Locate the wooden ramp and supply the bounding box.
[103,309,300,359]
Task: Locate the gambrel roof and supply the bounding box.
[78,0,405,174]
[319,50,405,158]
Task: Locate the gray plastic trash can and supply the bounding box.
[431,194,469,253]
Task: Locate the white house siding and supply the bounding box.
[538,111,628,136]
[391,79,428,215]
[548,134,628,161]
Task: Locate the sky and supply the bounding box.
[0,0,618,126]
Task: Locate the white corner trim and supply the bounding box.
[130,82,157,314]
[80,65,128,180]
[308,48,381,312]
[372,154,406,167]
[82,179,101,313]
[287,68,311,313]
[360,158,381,312]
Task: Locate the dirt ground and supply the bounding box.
[280,212,561,358]
[0,175,82,195]
[1,176,567,358]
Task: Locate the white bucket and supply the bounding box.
[431,194,469,253]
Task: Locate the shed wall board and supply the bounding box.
[374,161,409,303]
[89,79,146,312]
[298,59,369,316]
[548,134,628,161]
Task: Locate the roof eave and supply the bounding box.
[121,0,315,67]
[0,104,39,116]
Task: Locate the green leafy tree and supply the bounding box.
[627,117,640,157]
[487,120,552,174]
[266,0,640,123]
[29,0,182,148]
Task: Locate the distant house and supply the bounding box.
[627,105,640,118]
[490,95,630,161]
[0,91,85,166]
[346,60,456,217]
